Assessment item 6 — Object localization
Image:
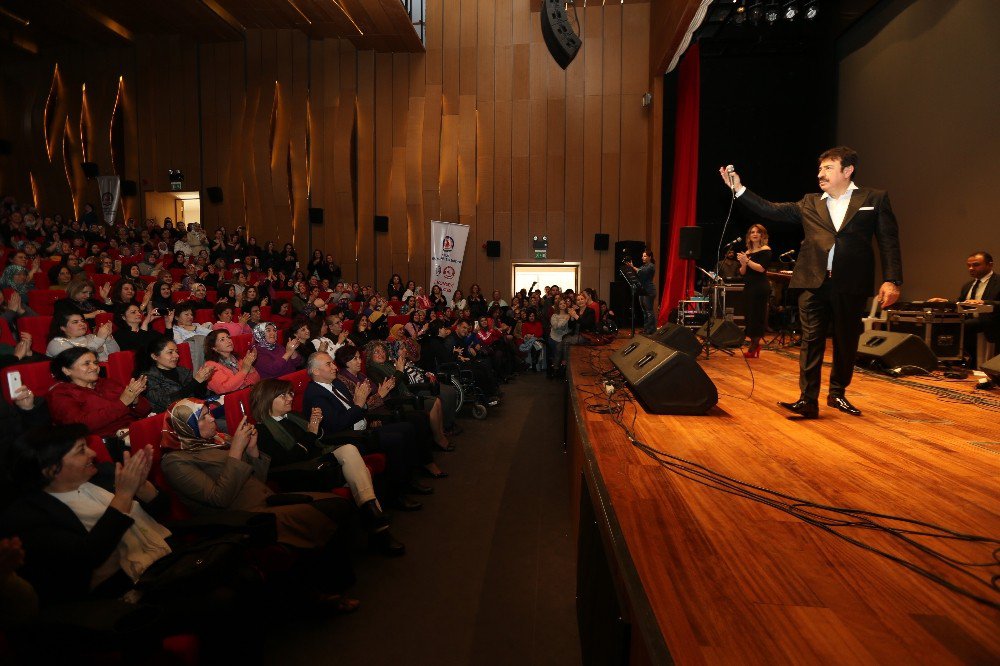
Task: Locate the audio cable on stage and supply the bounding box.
[574,346,1000,611]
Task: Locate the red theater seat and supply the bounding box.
[27,290,62,316]
[129,413,193,522]
[280,369,310,412]
[18,316,52,354]
[177,342,193,369]
[1,361,56,403]
[387,315,410,328]
[231,333,253,357]
[0,318,16,346]
[106,350,136,387]
[224,386,254,430]
[195,309,214,323]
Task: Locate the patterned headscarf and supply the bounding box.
[252,321,278,351]
[161,398,229,451]
[399,336,421,363]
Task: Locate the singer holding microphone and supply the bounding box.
[737,225,772,358]
[719,147,903,419]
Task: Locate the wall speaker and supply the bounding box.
[678,226,702,260]
[374,215,389,232]
[856,331,937,371]
[309,208,324,225]
[0,140,12,156]
[594,233,610,251]
[609,339,718,415]
[486,240,501,258]
[206,186,224,204]
[646,322,702,357]
[121,180,138,197]
[81,162,99,178]
[540,0,582,70]
[696,319,744,348]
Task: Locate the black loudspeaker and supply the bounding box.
[206,187,224,204]
[309,208,324,225]
[696,319,744,348]
[981,354,1000,380]
[374,215,389,232]
[121,180,138,197]
[609,339,718,415]
[594,233,610,251]
[646,322,702,357]
[0,140,12,156]
[678,226,702,260]
[540,0,581,70]
[81,162,99,178]
[486,240,501,258]
[856,331,938,371]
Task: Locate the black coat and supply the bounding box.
[737,186,902,295]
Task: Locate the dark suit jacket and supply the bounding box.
[737,186,903,294]
[302,381,366,435]
[959,273,1000,342]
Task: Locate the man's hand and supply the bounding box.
[307,407,323,434]
[877,282,901,308]
[718,165,742,191]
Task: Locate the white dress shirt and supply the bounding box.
[821,182,859,272]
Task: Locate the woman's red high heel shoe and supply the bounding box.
[745,344,761,359]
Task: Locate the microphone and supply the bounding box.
[780,249,796,259]
[725,164,736,190]
[725,236,742,248]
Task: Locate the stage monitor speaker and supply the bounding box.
[486,240,501,257]
[540,0,581,70]
[610,339,718,415]
[981,354,1000,380]
[678,226,702,260]
[646,322,702,357]
[81,162,99,178]
[309,208,324,225]
[696,319,744,348]
[206,186,224,204]
[594,233,610,251]
[856,331,938,371]
[374,215,389,232]
[121,180,138,197]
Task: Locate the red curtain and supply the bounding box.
[658,42,700,325]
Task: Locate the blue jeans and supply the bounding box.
[639,294,656,333]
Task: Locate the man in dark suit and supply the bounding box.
[931,251,998,367]
[721,147,903,418]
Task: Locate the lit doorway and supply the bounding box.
[511,262,580,295]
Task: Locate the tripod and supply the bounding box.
[696,266,735,358]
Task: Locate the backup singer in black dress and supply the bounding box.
[737,224,772,358]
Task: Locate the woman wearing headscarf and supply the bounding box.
[250,379,404,556]
[251,321,304,380]
[159,400,359,611]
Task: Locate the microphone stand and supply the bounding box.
[695,266,734,358]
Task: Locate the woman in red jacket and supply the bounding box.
[48,347,150,438]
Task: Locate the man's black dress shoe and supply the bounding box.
[370,530,406,557]
[777,399,819,419]
[827,395,862,416]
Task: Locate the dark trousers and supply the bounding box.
[797,281,867,401]
[639,293,656,333]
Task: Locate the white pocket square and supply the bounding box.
[859,206,875,210]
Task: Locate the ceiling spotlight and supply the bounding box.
[765,1,779,24]
[804,1,818,19]
[783,1,799,20]
[733,0,747,24]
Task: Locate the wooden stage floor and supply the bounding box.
[567,337,1000,665]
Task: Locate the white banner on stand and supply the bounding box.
[96,176,121,225]
[429,220,469,305]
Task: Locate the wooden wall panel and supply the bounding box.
[2,0,654,301]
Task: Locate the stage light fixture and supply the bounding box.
[804,1,818,19]
[783,1,798,20]
[733,0,747,24]
[765,1,779,24]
